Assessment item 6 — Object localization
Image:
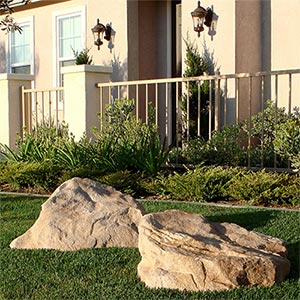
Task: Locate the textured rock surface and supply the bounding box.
[10,177,145,250]
[138,210,290,292]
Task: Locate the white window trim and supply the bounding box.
[7,16,35,75]
[52,6,86,88]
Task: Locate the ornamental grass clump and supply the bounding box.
[92,98,169,176]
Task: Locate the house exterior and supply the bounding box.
[0,0,300,147]
[1,0,299,85]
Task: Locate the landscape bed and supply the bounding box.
[0,194,299,300]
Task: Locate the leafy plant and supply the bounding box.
[181,39,211,140]
[154,166,238,202]
[227,169,299,206]
[0,160,62,191]
[92,98,169,176]
[0,122,70,163]
[241,100,291,167]
[183,124,247,166]
[72,48,93,65]
[274,113,300,171]
[0,0,30,32]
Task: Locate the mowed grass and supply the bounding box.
[0,194,299,300]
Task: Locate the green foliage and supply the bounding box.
[151,166,299,207]
[227,169,300,206]
[274,113,300,171]
[0,160,62,191]
[92,99,169,176]
[178,124,247,166]
[241,100,297,168]
[0,0,30,32]
[242,100,288,145]
[0,122,70,163]
[181,39,211,140]
[154,166,238,202]
[72,48,93,65]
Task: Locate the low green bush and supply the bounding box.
[172,124,247,166]
[227,169,300,206]
[0,160,62,192]
[274,114,300,171]
[150,166,299,206]
[154,166,239,202]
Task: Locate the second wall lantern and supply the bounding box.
[191,1,213,37]
[91,18,112,50]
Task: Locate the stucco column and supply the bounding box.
[235,0,262,122]
[0,73,34,149]
[61,65,113,140]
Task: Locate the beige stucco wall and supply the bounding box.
[0,0,299,127]
[271,0,300,109]
[181,0,236,123]
[0,0,129,89]
[181,0,236,75]
[0,73,34,148]
[62,64,112,139]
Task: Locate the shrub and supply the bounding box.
[241,100,297,167]
[181,39,211,140]
[227,169,300,206]
[274,114,300,171]
[0,160,62,192]
[0,122,70,163]
[92,99,169,176]
[184,124,247,166]
[154,166,238,202]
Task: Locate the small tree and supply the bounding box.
[0,0,30,32]
[181,39,215,141]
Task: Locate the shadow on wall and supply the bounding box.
[208,6,219,41]
[107,22,116,53]
[202,40,220,75]
[111,55,128,82]
[110,55,128,100]
[0,42,6,72]
[34,53,40,78]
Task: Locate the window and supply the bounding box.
[10,19,33,74]
[55,8,85,86]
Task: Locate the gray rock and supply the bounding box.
[10,177,145,250]
[137,209,290,291]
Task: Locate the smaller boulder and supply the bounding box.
[138,210,290,292]
[10,177,145,250]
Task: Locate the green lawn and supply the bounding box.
[0,194,299,300]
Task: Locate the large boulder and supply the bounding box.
[138,209,290,292]
[10,177,145,250]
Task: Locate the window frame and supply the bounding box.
[53,6,86,88]
[8,16,34,75]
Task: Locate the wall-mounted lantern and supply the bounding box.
[191,1,213,37]
[91,18,112,50]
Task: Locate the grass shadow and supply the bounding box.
[206,209,277,231]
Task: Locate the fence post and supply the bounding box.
[61,65,113,140]
[0,73,34,149]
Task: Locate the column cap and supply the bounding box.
[61,65,113,74]
[0,73,34,81]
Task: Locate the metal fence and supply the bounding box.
[21,86,64,134]
[20,69,300,170]
[97,69,300,170]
